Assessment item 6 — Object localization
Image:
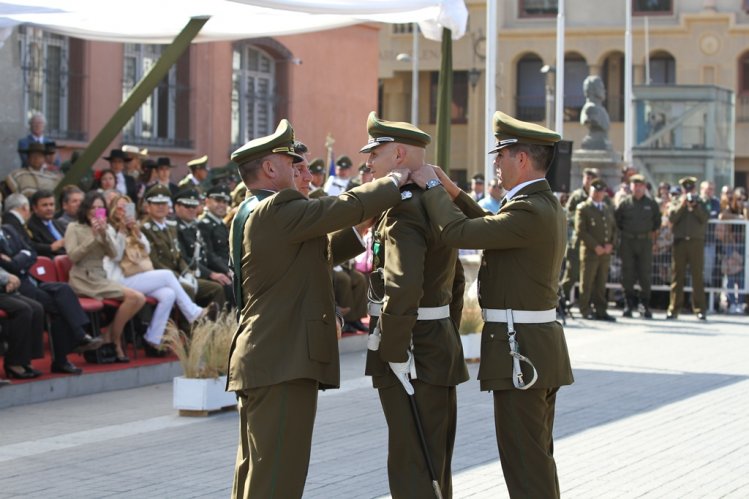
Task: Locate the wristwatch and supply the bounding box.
[425,178,443,190]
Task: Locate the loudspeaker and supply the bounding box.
[546,140,573,193]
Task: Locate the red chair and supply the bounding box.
[30,256,58,282]
[52,254,106,341]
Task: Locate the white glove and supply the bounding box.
[367,326,381,351]
[389,350,415,395]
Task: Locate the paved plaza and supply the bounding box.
[1,311,748,498]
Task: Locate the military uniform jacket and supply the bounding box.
[668,200,708,241]
[199,212,230,274]
[365,185,469,389]
[226,177,401,392]
[615,194,660,235]
[423,180,574,391]
[565,187,589,246]
[309,187,327,199]
[140,218,189,274]
[575,199,618,254]
[176,217,211,278]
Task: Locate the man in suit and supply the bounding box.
[55,185,84,233]
[360,112,469,498]
[27,189,67,258]
[1,194,102,374]
[0,267,45,379]
[177,155,210,194]
[103,149,138,201]
[17,112,49,166]
[576,178,617,321]
[412,111,574,499]
[140,185,225,309]
[228,119,408,499]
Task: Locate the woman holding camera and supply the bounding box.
[64,191,146,362]
[104,194,207,354]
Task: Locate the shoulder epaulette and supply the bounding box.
[166,219,178,227]
[142,222,152,230]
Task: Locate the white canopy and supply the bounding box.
[0,0,467,44]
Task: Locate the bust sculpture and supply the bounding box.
[580,75,612,151]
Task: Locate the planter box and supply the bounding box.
[173,375,236,415]
[461,333,481,361]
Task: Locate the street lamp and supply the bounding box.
[540,65,556,130]
[395,23,419,126]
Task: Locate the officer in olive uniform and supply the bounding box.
[177,155,210,194]
[667,176,709,320]
[360,113,469,498]
[412,111,574,499]
[227,119,408,499]
[576,178,617,321]
[615,174,661,318]
[139,185,225,309]
[560,168,598,306]
[308,158,327,199]
[199,186,232,276]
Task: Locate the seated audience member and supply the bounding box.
[155,157,179,197]
[56,185,84,232]
[5,142,62,197]
[65,191,146,363]
[17,112,49,166]
[2,194,101,374]
[198,186,233,301]
[94,169,117,192]
[27,189,67,257]
[139,185,225,308]
[0,268,45,379]
[104,194,208,354]
[103,149,138,200]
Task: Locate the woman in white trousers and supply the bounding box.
[105,195,205,349]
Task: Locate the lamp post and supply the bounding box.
[396,23,420,126]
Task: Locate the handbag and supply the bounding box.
[120,235,154,277]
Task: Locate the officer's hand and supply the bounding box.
[389,351,415,395]
[410,164,438,189]
[387,168,411,187]
[604,243,614,254]
[6,274,20,292]
[594,245,605,256]
[51,239,65,251]
[355,218,374,236]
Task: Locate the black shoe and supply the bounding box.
[622,308,633,318]
[666,312,677,320]
[642,308,653,319]
[114,355,130,363]
[51,361,83,375]
[342,322,357,334]
[596,314,617,322]
[4,366,37,379]
[349,320,368,332]
[74,334,105,353]
[23,365,43,377]
[144,341,167,358]
[0,378,10,387]
[697,313,707,321]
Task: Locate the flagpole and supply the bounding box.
[484,0,497,183]
[624,0,633,165]
[554,0,565,136]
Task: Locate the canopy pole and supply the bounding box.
[57,16,210,194]
[554,0,565,136]
[435,28,453,172]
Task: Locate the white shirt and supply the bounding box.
[324,176,350,197]
[503,177,546,203]
[115,171,128,195]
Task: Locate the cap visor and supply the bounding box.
[359,142,382,153]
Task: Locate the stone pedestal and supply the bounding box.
[571,149,623,191]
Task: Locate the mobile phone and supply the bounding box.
[124,202,136,219]
[94,208,107,220]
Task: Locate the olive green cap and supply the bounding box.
[591,178,608,191]
[309,158,325,174]
[488,111,561,153]
[174,188,202,207]
[187,155,209,170]
[206,185,231,203]
[629,174,646,184]
[231,119,304,165]
[583,168,599,177]
[678,176,698,187]
[359,111,431,153]
[144,184,172,204]
[336,155,353,169]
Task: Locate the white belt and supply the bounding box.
[481,308,556,324]
[367,303,450,321]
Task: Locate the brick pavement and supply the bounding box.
[0,312,747,498]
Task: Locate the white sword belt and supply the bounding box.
[367,303,450,320]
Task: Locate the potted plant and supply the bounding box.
[459,295,483,362]
[163,310,237,415]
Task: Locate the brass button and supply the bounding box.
[322,313,327,319]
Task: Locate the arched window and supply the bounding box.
[232,44,276,147]
[649,51,675,85]
[564,53,588,122]
[516,53,544,122]
[601,51,625,122]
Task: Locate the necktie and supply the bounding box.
[46,220,63,240]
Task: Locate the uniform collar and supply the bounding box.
[504,177,546,203]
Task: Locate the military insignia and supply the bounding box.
[401,191,413,200]
[166,220,177,226]
[143,222,152,230]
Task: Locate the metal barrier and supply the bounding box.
[606,219,748,312]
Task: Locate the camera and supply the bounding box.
[685,193,697,204]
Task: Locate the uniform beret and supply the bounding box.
[629,174,646,184]
[206,185,231,203]
[231,119,304,165]
[173,188,202,207]
[488,111,561,153]
[336,155,353,169]
[359,111,431,153]
[590,178,608,191]
[144,184,172,203]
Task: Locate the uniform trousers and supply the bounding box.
[181,278,226,309]
[333,267,368,322]
[620,237,654,302]
[493,387,561,499]
[120,269,203,344]
[669,238,706,315]
[378,380,457,499]
[232,378,318,499]
[0,293,44,366]
[579,253,611,317]
[560,242,580,301]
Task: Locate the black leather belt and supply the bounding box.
[623,232,651,240]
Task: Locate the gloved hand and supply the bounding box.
[367,326,381,351]
[389,350,415,395]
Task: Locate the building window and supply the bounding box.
[520,0,558,17]
[18,26,85,141]
[633,0,672,14]
[737,52,749,122]
[122,44,191,148]
[392,24,414,34]
[515,54,545,122]
[649,52,676,85]
[429,71,468,125]
[232,44,276,148]
[602,52,625,122]
[564,53,588,122]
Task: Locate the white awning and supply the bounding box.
[0,0,467,44]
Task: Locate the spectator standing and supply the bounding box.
[155,157,179,197]
[667,177,709,320]
[308,158,328,198]
[700,180,721,287]
[5,143,62,197]
[323,155,354,196]
[478,177,506,214]
[615,174,661,318]
[17,112,49,166]
[178,155,210,194]
[122,145,147,180]
[469,172,485,201]
[103,149,138,201]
